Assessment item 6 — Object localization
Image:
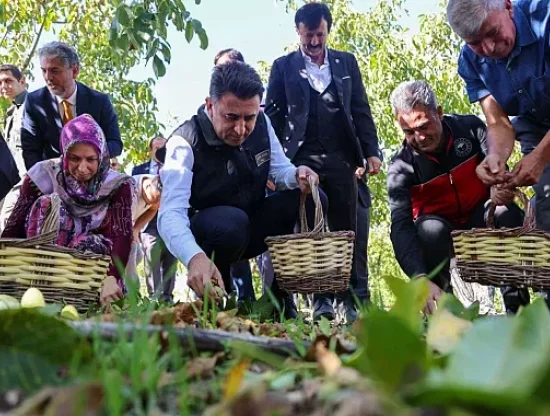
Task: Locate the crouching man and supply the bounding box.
[387,80,527,314]
[158,61,325,318]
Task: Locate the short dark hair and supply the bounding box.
[209,61,264,102]
[149,136,165,149]
[0,64,23,81]
[214,48,245,65]
[295,2,333,33]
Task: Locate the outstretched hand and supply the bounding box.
[187,253,226,299]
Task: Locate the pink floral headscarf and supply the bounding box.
[27,114,133,227]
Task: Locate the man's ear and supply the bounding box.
[437,106,443,119]
[205,97,214,116]
[72,65,80,79]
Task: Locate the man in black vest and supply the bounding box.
[265,2,381,321]
[158,61,325,318]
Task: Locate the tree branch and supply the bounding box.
[22,15,47,72]
[0,15,18,49]
[70,321,357,357]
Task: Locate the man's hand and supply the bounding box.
[187,252,225,299]
[503,152,546,189]
[491,185,515,206]
[296,165,319,193]
[423,280,443,315]
[476,154,507,185]
[355,166,365,179]
[366,156,382,176]
[100,276,123,306]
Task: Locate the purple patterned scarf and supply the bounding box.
[27,114,133,246]
[27,114,134,234]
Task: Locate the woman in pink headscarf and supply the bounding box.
[2,114,134,305]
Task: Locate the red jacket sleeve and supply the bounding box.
[99,182,133,285]
[1,176,41,238]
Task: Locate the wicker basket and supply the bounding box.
[451,191,550,289]
[265,178,355,294]
[0,231,110,311]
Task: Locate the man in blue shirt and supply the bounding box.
[447,0,550,309]
[448,0,550,229]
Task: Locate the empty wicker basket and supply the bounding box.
[265,178,355,294]
[452,192,550,290]
[0,232,110,311]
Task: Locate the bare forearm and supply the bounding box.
[487,122,516,162]
[133,207,158,232]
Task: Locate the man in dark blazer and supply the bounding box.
[0,132,20,207]
[132,136,177,303]
[265,2,381,322]
[21,41,122,170]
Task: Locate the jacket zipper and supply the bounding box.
[448,171,462,220]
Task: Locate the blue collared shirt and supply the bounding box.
[458,0,550,123]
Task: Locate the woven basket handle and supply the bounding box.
[487,189,534,230]
[299,176,325,234]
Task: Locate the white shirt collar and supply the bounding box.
[54,83,78,105]
[300,47,329,68]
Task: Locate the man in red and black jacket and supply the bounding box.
[387,81,527,314]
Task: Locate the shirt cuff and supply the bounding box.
[466,87,491,104]
[284,168,299,189]
[180,243,205,268]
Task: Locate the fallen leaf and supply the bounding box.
[14,383,104,416]
[224,358,251,400]
[304,335,353,362]
[150,310,175,326]
[173,300,202,324]
[186,352,225,378]
[315,342,341,377]
[427,309,473,354]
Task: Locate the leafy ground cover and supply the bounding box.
[2,277,550,416]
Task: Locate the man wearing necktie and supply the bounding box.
[20,41,122,170]
[132,136,178,303]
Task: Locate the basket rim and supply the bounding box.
[451,227,550,239]
[0,238,110,261]
[265,230,355,243]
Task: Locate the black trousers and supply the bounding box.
[415,200,529,312]
[352,194,370,302]
[293,149,358,303]
[189,189,328,292]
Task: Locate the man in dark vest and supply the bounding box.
[157,61,325,318]
[265,2,382,321]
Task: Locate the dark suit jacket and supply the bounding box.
[0,132,21,202]
[132,161,151,176]
[21,82,122,170]
[265,48,380,167]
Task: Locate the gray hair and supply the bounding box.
[390,81,439,115]
[447,0,507,39]
[38,41,80,68]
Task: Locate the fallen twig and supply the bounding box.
[70,321,357,357]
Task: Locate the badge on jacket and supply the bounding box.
[454,138,473,157]
[255,149,271,167]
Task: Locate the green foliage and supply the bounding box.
[351,281,550,415]
[0,308,91,392]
